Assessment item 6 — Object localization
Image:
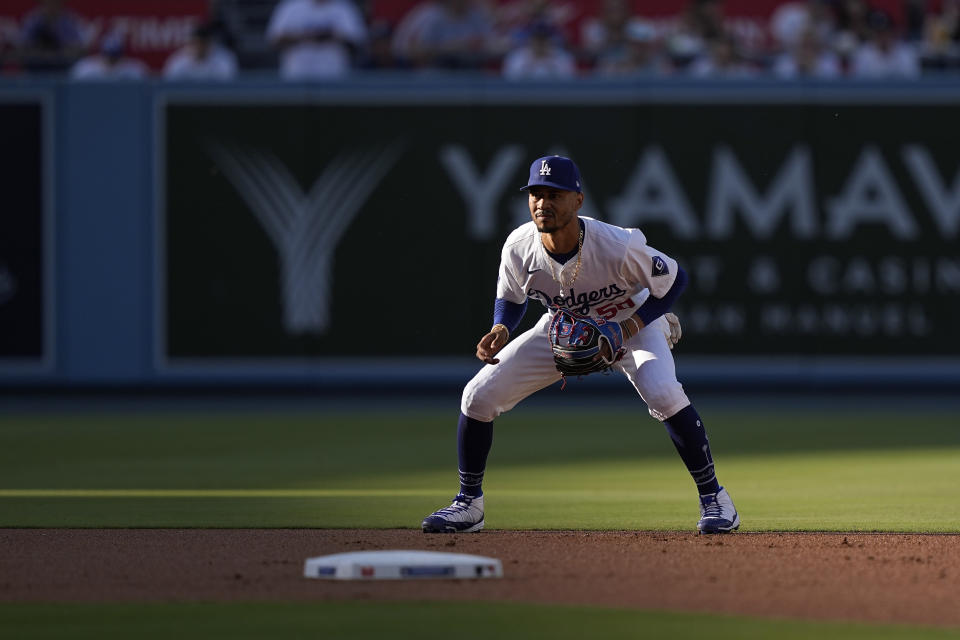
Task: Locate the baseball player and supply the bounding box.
[422,155,739,534]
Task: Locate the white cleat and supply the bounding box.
[697,486,740,534]
[421,494,485,533]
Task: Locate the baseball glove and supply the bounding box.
[548,310,625,379]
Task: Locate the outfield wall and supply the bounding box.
[2,77,960,390]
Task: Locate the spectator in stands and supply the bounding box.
[580,0,651,65]
[688,32,758,77]
[489,0,575,59]
[358,20,409,70]
[70,33,149,80]
[266,0,368,79]
[17,0,85,73]
[163,22,238,81]
[662,32,706,73]
[920,0,960,70]
[771,25,843,78]
[391,1,443,67]
[661,0,725,73]
[595,20,665,76]
[769,0,838,54]
[834,0,880,45]
[404,0,495,70]
[201,1,239,54]
[677,0,725,43]
[850,11,920,77]
[502,18,576,79]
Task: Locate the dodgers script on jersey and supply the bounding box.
[496,217,679,323]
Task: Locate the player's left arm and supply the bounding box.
[620,266,687,339]
[616,231,686,341]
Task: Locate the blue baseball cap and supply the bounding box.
[520,155,582,193]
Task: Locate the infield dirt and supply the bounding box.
[1,529,958,627]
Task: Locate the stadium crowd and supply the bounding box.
[4,0,960,80]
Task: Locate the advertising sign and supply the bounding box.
[163,98,960,360]
[1,0,208,70]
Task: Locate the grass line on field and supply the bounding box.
[0,489,666,498]
[0,489,441,498]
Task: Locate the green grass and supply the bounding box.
[2,602,960,640]
[2,398,959,637]
[0,400,957,530]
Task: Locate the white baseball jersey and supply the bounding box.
[462,216,690,424]
[495,216,679,323]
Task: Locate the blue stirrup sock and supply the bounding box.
[662,405,721,496]
[457,412,493,498]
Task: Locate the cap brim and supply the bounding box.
[520,181,580,193]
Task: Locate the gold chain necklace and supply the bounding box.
[542,227,583,297]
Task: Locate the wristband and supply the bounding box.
[491,323,509,339]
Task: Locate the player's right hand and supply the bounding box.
[476,325,509,364]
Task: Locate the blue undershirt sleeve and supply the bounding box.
[493,298,527,335]
[636,266,687,327]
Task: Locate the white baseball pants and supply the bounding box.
[461,312,691,423]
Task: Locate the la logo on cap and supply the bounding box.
[539,160,551,176]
